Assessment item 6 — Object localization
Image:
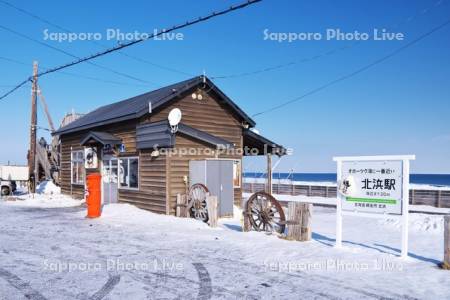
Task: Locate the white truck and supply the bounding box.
[0,166,28,196]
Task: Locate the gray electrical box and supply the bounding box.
[189,159,234,217]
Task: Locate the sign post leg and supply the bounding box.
[336,161,343,248]
[401,159,410,259]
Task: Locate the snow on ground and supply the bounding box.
[36,181,62,195]
[0,193,449,299]
[2,181,83,208]
[379,214,445,235]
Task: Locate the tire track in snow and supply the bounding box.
[193,263,212,300]
[0,267,47,300]
[89,274,120,300]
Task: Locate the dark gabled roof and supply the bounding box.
[243,129,287,156]
[53,76,255,136]
[136,121,233,150]
[80,131,122,146]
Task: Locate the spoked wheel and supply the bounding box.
[188,183,209,223]
[1,186,10,197]
[245,192,286,234]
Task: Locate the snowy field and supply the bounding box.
[0,189,449,299]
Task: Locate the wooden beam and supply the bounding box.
[266,154,272,194]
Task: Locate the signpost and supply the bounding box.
[333,155,415,259]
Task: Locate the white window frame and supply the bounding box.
[118,156,139,190]
[71,150,85,185]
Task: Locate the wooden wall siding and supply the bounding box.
[118,149,168,214]
[142,91,245,213]
[60,133,85,199]
[59,120,137,200]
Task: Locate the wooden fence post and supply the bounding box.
[206,196,218,227]
[438,191,442,208]
[286,202,312,241]
[242,211,251,232]
[176,194,189,218]
[301,203,313,241]
[444,216,450,270]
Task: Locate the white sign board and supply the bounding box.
[341,160,403,215]
[333,155,415,259]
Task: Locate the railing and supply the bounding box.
[243,182,450,208]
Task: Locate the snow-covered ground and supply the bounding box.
[0,190,449,299]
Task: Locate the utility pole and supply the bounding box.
[28,61,38,193]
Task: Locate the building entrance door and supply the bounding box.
[102,158,118,204]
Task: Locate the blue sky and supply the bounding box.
[0,0,449,174]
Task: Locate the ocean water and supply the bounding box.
[243,172,450,187]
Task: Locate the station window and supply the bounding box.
[119,157,139,189]
[71,150,85,185]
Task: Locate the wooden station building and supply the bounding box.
[53,76,286,216]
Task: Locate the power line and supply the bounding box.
[252,17,450,117]
[0,0,194,77]
[0,55,153,88]
[212,0,447,79]
[0,24,158,85]
[0,0,261,101]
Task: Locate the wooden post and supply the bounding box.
[206,196,218,227]
[286,202,301,240]
[242,211,251,232]
[300,203,312,241]
[286,202,312,241]
[266,154,272,194]
[438,190,442,208]
[444,216,450,270]
[291,181,295,196]
[176,194,189,218]
[28,61,38,193]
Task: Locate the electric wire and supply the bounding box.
[211,0,446,79]
[252,17,450,117]
[0,0,262,101]
[0,0,194,77]
[0,55,153,88]
[0,24,158,85]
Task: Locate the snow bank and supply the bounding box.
[98,203,211,230]
[2,180,82,208]
[36,180,61,195]
[5,193,84,208]
[379,214,445,234]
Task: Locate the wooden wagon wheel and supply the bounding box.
[245,191,286,234]
[188,183,209,223]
